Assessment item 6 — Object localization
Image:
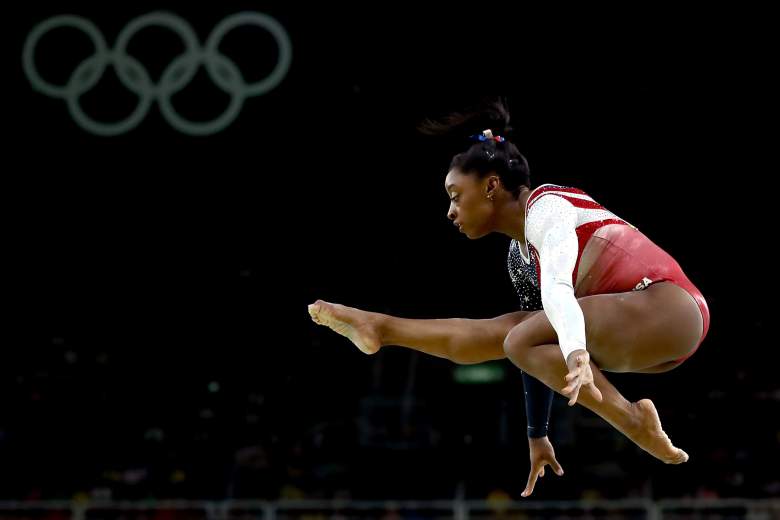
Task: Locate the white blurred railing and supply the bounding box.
[0,498,778,519]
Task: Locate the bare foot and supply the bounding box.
[308,300,382,355]
[623,399,689,464]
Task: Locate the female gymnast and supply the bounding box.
[308,99,710,497]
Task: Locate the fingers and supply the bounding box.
[589,383,603,402]
[567,383,581,406]
[562,370,580,395]
[521,466,541,498]
[562,384,579,398]
[564,361,601,406]
[563,371,582,404]
[522,462,566,497]
[562,375,578,392]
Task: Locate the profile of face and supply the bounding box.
[445,168,499,239]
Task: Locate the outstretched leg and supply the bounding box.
[308,299,537,363]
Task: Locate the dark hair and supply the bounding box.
[418,97,531,198]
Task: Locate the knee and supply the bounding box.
[503,326,533,368]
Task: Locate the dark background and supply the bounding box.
[3,2,777,502]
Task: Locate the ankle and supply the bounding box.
[372,313,391,346]
[594,396,639,433]
[619,401,643,434]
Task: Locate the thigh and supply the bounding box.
[448,310,543,364]
[507,282,703,372]
[634,360,683,373]
[491,309,543,333]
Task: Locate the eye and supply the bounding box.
[450,194,460,203]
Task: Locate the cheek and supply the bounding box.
[472,200,495,229]
[468,198,491,218]
[458,196,489,222]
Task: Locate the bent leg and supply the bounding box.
[502,282,699,464]
[503,338,688,464]
[506,282,704,373]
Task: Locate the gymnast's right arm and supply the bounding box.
[522,371,554,438]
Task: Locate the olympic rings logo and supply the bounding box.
[23,12,292,136]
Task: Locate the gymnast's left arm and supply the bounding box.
[532,196,603,406]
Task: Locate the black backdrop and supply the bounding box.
[3,2,777,501]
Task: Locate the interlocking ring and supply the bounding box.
[23,11,292,136]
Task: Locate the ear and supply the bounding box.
[485,174,501,195]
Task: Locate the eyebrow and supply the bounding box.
[446,184,457,191]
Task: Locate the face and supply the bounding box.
[444,169,496,239]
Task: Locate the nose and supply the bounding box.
[447,208,456,221]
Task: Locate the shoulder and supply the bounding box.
[526,187,579,243]
[527,184,590,211]
[527,186,579,219]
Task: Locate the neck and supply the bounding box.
[493,189,532,242]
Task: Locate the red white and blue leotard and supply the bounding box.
[517,184,710,363]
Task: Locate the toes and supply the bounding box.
[307,304,322,323]
[665,448,689,464]
[676,449,689,463]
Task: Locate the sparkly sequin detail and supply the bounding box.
[507,239,544,311]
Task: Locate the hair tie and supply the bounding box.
[470,129,506,143]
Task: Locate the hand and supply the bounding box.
[521,436,564,498]
[562,349,603,406]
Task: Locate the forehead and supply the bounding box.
[444,169,473,190]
